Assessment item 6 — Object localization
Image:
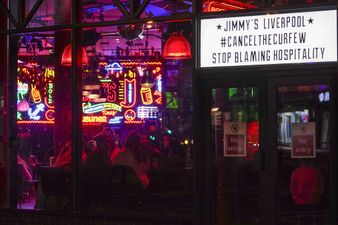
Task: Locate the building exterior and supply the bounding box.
[0,1,336,225]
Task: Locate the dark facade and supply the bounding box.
[0,1,337,225]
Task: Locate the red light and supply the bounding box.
[61,44,89,67]
[163,33,191,60]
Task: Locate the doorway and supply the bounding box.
[201,74,334,225]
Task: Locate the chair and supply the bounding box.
[37,166,71,210]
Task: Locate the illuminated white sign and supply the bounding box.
[200,10,337,67]
[137,106,158,119]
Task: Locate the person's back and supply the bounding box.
[82,133,115,190]
[111,130,149,189]
[290,165,324,205]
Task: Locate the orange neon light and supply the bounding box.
[31,84,42,103]
[120,62,162,66]
[140,88,153,105]
[82,116,108,123]
[124,109,136,121]
[203,0,257,12]
[154,91,162,105]
[45,109,55,121]
[120,79,136,108]
[17,120,54,124]
[102,111,118,116]
[124,120,145,124]
[44,97,55,109]
[22,68,30,75]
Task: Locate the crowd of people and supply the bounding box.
[81,127,186,191]
[15,125,188,209]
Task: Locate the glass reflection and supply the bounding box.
[16,31,73,210]
[277,85,330,225]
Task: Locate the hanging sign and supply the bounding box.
[291,122,316,158]
[200,10,337,67]
[224,122,246,157]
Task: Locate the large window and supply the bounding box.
[78,21,193,216]
[4,9,194,215]
[14,31,73,210]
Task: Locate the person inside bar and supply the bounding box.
[111,130,150,189]
[82,139,97,162]
[140,132,161,169]
[52,141,72,173]
[82,133,115,189]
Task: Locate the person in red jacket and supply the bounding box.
[290,160,324,205]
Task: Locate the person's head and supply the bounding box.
[140,133,149,148]
[125,130,140,150]
[125,130,146,163]
[84,139,97,154]
[93,133,115,156]
[102,126,117,144]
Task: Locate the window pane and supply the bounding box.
[78,21,193,216]
[202,0,259,13]
[9,0,71,29]
[277,85,330,225]
[211,87,260,225]
[81,0,192,24]
[15,31,73,210]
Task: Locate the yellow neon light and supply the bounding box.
[140,88,153,105]
[31,84,42,103]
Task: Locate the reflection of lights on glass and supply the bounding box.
[146,20,154,29]
[184,139,189,145]
[211,107,219,112]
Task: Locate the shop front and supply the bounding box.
[197,6,337,225]
[0,1,336,225]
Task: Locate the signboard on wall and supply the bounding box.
[291,122,316,158]
[224,122,246,157]
[200,10,337,67]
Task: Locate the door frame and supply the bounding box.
[195,67,337,225]
[196,70,269,225]
[268,73,336,225]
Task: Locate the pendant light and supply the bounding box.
[140,68,154,89]
[163,32,191,60]
[61,44,89,66]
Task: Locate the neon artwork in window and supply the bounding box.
[17,67,55,124]
[82,61,162,125]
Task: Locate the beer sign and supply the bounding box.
[224,122,247,157]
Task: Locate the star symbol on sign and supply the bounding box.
[308,18,314,24]
[217,24,222,30]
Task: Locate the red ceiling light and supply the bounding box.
[61,44,89,66]
[163,32,191,60]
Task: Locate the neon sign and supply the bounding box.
[140,88,153,105]
[17,66,55,124]
[108,116,124,124]
[82,116,108,123]
[82,61,163,125]
[83,102,122,114]
[137,106,158,119]
[28,103,45,120]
